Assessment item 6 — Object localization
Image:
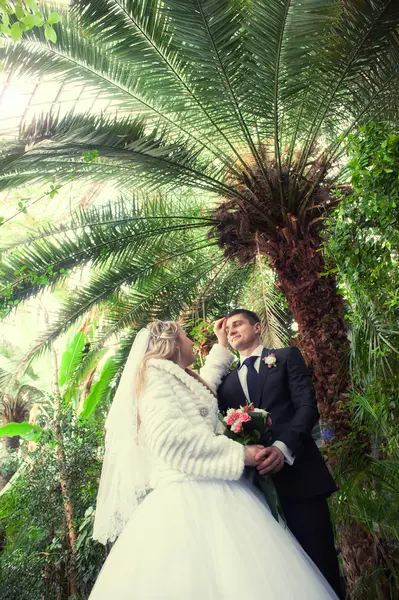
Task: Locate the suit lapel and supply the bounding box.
[256,348,269,407]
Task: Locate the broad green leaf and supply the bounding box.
[0,421,44,442]
[22,13,36,29]
[15,4,25,20]
[44,24,56,43]
[25,0,38,10]
[58,331,86,388]
[31,12,43,27]
[47,12,61,25]
[80,358,118,420]
[10,22,23,42]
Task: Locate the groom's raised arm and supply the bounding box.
[278,347,319,458]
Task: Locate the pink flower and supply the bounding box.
[231,421,242,433]
[239,413,251,423]
[225,408,240,421]
[242,403,254,413]
[224,406,253,432]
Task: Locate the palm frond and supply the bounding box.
[296,0,399,170]
[0,110,240,196]
[71,0,249,169]
[349,294,399,381]
[0,194,212,305]
[2,0,399,219]
[241,1,337,153]
[96,252,226,344]
[14,235,219,367]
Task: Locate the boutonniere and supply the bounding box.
[263,352,277,368]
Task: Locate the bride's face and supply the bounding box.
[177,329,196,368]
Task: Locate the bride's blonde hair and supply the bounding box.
[136,320,181,395]
[136,319,213,396]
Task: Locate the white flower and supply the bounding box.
[226,408,237,417]
[263,353,277,367]
[251,408,270,417]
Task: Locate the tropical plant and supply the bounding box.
[0,338,50,490]
[2,0,399,588]
[0,322,119,598]
[326,122,399,381]
[325,122,399,598]
[0,414,106,600]
[0,384,45,446]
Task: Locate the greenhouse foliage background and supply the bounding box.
[0,1,399,598]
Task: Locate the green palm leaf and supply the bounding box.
[349,294,399,380]
[2,0,399,219]
[0,195,212,304]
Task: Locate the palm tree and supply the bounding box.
[0,380,46,492]
[0,384,46,448]
[2,0,399,587]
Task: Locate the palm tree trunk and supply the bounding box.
[50,343,78,598]
[268,217,374,595]
[271,223,350,431]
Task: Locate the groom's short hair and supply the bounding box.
[226,309,261,326]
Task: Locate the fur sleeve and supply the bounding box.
[140,368,244,480]
[199,344,235,394]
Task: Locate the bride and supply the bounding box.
[89,320,339,599]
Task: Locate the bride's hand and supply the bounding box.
[244,445,268,467]
[214,317,228,347]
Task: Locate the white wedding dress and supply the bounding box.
[89,346,338,600]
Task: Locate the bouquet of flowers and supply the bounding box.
[219,404,280,520]
[221,404,272,443]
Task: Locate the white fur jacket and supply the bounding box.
[139,344,244,487]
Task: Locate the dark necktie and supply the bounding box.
[242,356,259,404]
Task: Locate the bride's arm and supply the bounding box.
[140,369,245,480]
[199,344,235,394]
[199,318,235,393]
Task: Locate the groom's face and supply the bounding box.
[225,315,261,351]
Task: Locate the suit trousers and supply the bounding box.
[279,496,345,600]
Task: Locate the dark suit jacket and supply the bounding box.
[217,347,337,502]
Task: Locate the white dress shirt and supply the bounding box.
[238,345,295,466]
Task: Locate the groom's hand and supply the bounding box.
[214,317,228,347]
[244,445,267,466]
[255,447,285,475]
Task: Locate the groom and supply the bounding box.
[217,309,344,599]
